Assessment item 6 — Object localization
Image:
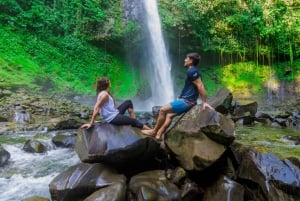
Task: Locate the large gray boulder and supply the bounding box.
[236,148,300,201]
[49,163,126,201]
[75,123,160,172]
[208,88,233,114]
[165,106,235,171]
[128,170,181,201]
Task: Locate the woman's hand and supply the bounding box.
[80,123,92,129]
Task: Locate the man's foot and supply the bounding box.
[155,135,162,141]
[142,125,152,130]
[141,129,156,136]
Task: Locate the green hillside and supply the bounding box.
[0,0,299,100]
[0,26,140,98]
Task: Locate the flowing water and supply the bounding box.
[0,131,80,201]
[0,125,299,200]
[235,125,300,159]
[142,0,174,107]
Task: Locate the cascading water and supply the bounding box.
[0,131,80,200]
[267,76,286,105]
[142,0,174,106]
[123,0,174,110]
[14,110,30,124]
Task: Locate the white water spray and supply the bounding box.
[142,0,174,106]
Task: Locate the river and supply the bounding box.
[0,130,80,201]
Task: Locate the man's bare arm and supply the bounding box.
[193,78,214,110]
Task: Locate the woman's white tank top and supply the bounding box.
[98,91,119,122]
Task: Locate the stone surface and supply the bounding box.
[75,123,161,173]
[165,106,235,171]
[49,163,126,201]
[129,170,181,201]
[202,175,244,201]
[237,148,300,201]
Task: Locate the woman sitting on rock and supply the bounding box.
[81,77,151,130]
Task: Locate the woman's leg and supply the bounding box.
[117,100,136,119]
[110,114,143,129]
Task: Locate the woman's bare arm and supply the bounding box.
[81,92,109,129]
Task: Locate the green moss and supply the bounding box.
[0,135,28,144]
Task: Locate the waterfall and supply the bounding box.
[142,0,174,107]
[14,110,30,124]
[267,76,287,105]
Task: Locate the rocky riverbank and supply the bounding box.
[1,88,300,201]
[0,88,91,134]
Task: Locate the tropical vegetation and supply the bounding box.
[0,0,299,99]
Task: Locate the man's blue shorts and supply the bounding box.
[170,99,195,114]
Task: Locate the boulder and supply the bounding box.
[52,134,76,148]
[75,123,161,173]
[208,88,233,115]
[49,163,126,201]
[234,115,255,125]
[165,106,235,171]
[236,148,300,201]
[23,139,47,153]
[202,175,244,201]
[137,112,154,128]
[0,145,10,166]
[83,182,126,201]
[53,118,84,130]
[152,106,162,118]
[232,101,258,118]
[128,170,181,201]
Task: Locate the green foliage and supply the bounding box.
[159,0,300,65]
[220,62,270,95]
[273,59,300,81]
[216,60,300,97]
[0,26,140,98]
[0,0,125,40]
[0,0,299,101]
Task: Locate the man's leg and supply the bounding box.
[155,113,176,140]
[142,103,173,136]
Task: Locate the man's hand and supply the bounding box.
[202,102,214,111]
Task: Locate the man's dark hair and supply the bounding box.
[187,52,201,66]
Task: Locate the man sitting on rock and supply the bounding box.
[142,52,214,140]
